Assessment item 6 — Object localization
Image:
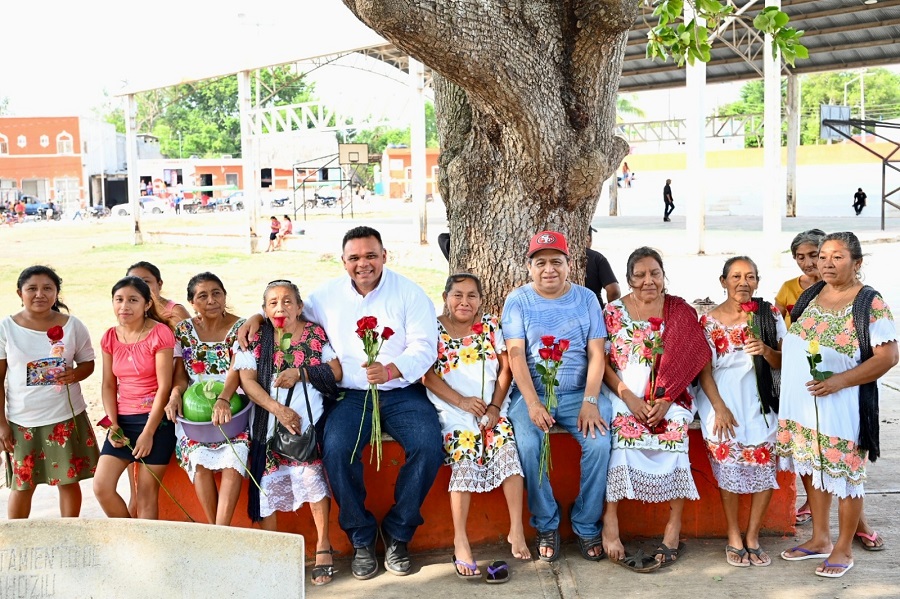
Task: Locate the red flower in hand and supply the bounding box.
[538,347,552,360]
[557,338,570,352]
[357,316,378,330]
[471,322,485,336]
[550,347,564,361]
[271,316,286,329]
[97,415,113,429]
[540,335,555,347]
[47,325,64,342]
[382,326,395,341]
[740,301,759,314]
[648,317,663,331]
[190,361,206,375]
[786,304,795,314]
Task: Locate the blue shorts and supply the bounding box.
[100,413,176,466]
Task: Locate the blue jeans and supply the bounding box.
[508,388,612,537]
[322,384,444,547]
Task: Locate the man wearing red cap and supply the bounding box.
[501,230,611,562]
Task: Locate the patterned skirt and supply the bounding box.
[443,417,523,493]
[5,412,99,491]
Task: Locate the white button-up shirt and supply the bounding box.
[304,268,438,391]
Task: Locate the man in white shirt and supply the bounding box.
[305,226,442,579]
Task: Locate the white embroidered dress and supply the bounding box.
[694,308,786,494]
[602,300,699,503]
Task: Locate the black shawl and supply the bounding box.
[751,297,781,414]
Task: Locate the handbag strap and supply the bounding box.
[281,384,296,408]
[299,368,315,425]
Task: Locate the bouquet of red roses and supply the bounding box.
[352,316,395,469]
[536,335,569,485]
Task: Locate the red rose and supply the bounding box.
[648,317,663,331]
[190,361,206,375]
[97,415,113,429]
[471,322,485,336]
[557,339,570,352]
[271,316,286,329]
[382,326,395,341]
[47,325,64,342]
[356,327,366,339]
[538,347,552,360]
[550,348,563,362]
[786,304,795,314]
[740,301,758,314]
[540,335,555,347]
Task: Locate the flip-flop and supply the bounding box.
[453,555,480,580]
[815,559,854,578]
[485,561,509,584]
[613,549,661,573]
[725,545,749,568]
[745,546,771,567]
[855,531,885,552]
[794,507,812,526]
[310,549,337,586]
[654,542,685,568]
[780,546,830,561]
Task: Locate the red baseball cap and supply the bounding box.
[527,230,569,258]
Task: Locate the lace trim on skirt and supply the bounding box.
[606,465,699,503]
[448,441,522,493]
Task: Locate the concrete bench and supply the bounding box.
[157,425,795,556]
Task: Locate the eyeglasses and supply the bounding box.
[267,279,292,286]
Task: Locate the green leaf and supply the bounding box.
[280,333,293,351]
[774,11,790,28]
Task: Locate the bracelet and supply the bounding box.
[386,366,393,382]
[215,398,230,403]
[486,404,500,412]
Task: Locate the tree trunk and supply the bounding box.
[343,1,637,313]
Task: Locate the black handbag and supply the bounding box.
[268,370,320,463]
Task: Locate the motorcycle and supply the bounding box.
[90,205,111,218]
[314,192,338,208]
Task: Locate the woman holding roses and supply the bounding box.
[164,272,247,526]
[694,256,785,567]
[234,280,341,586]
[0,266,99,518]
[423,273,529,579]
[601,247,713,569]
[776,232,897,578]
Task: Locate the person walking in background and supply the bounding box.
[265,216,281,253]
[585,226,621,309]
[663,179,675,222]
[852,188,867,216]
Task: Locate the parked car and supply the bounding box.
[114,198,170,216]
[24,199,61,220]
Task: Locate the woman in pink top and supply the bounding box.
[92,276,176,519]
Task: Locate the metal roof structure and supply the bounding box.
[619,0,900,92]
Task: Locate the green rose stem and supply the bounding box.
[101,420,195,522]
[62,383,80,441]
[806,343,832,490]
[351,318,394,470]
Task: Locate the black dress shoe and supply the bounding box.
[351,544,378,580]
[382,530,411,576]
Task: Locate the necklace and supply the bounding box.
[629,294,661,322]
[444,314,479,338]
[818,283,860,311]
[119,321,148,345]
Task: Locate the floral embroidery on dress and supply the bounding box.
[246,321,327,374]
[775,418,866,480]
[177,319,245,375]
[789,295,893,358]
[610,413,689,452]
[442,417,515,466]
[604,303,664,372]
[433,314,499,377]
[706,439,773,467]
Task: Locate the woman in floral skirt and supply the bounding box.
[0,266,99,518]
[423,273,528,581]
[164,272,247,526]
[694,256,785,567]
[777,232,897,578]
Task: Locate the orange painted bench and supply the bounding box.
[157,426,796,556]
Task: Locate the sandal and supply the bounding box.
[311,549,337,586]
[577,533,606,562]
[536,529,561,563]
[453,555,481,580]
[486,561,509,584]
[745,546,771,567]
[794,507,812,526]
[855,531,885,552]
[612,549,661,573]
[725,545,749,568]
[654,542,685,568]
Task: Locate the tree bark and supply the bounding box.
[343,1,637,313]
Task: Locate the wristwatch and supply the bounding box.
[583,395,598,405]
